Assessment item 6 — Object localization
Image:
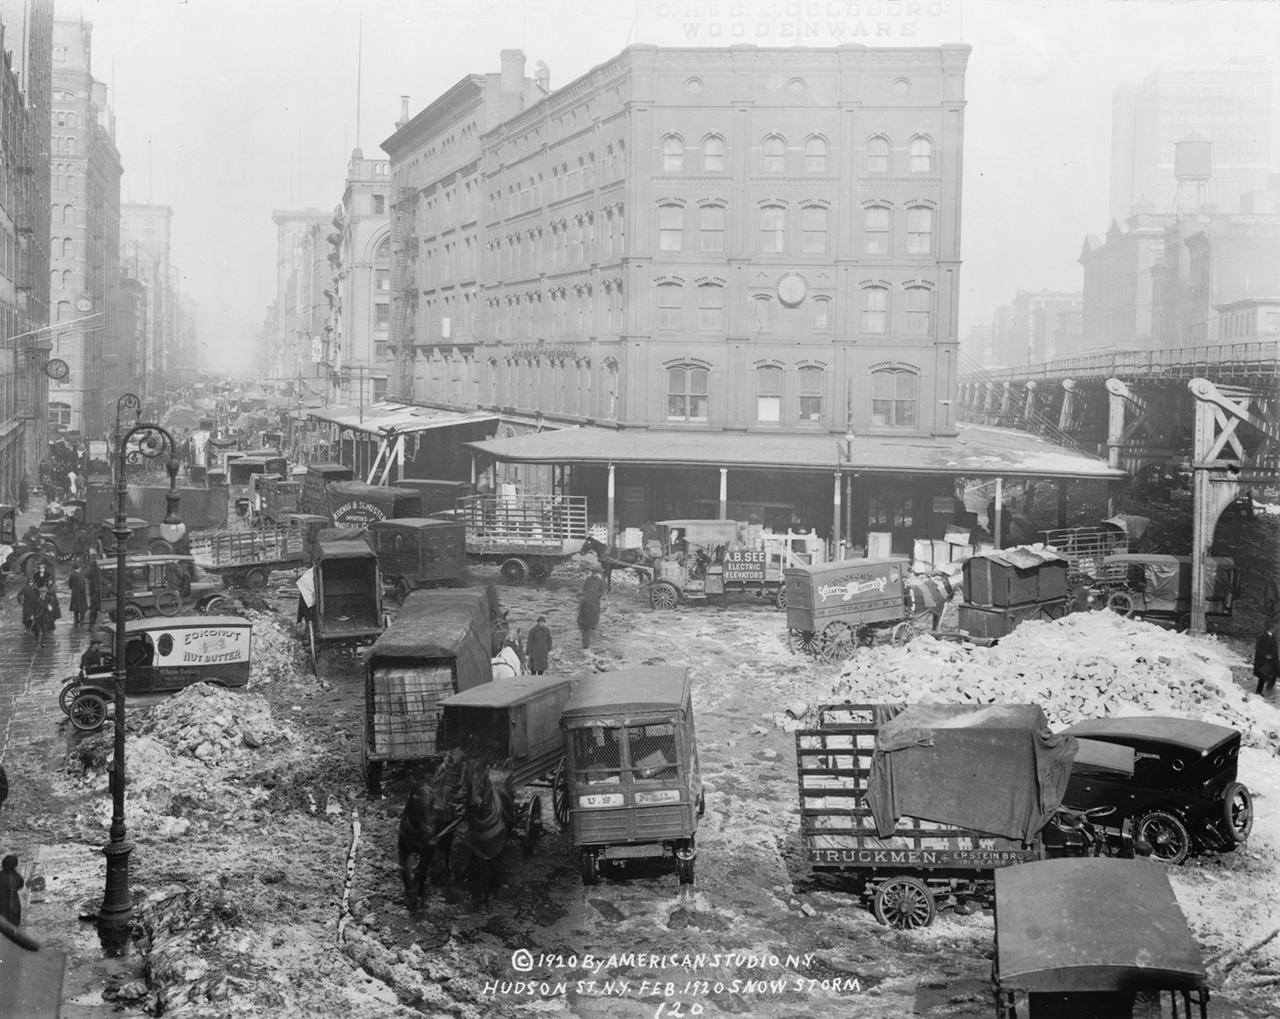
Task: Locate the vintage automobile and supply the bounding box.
[561,666,704,885]
[367,517,468,601]
[1094,553,1238,631]
[0,505,57,583]
[993,858,1209,1019]
[1061,716,1253,864]
[95,554,234,620]
[361,588,494,797]
[59,615,253,731]
[30,499,96,561]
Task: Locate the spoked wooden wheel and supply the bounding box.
[552,761,571,827]
[155,589,182,616]
[891,621,915,646]
[1107,591,1135,617]
[649,581,680,610]
[1221,782,1254,844]
[786,629,820,657]
[819,622,857,661]
[1136,810,1191,864]
[59,682,80,715]
[772,584,788,610]
[872,876,936,928]
[69,692,108,732]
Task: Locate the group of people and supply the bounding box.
[15,555,98,648]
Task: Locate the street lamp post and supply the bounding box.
[98,393,186,931]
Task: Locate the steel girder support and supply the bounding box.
[981,380,1000,425]
[1105,378,1178,471]
[1188,377,1280,633]
[998,382,1013,425]
[1057,378,1077,433]
[1023,380,1038,429]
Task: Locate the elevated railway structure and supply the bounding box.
[959,341,1279,631]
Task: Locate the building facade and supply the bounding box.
[984,290,1082,368]
[269,208,329,386]
[0,0,52,495]
[1078,207,1175,351]
[120,202,174,401]
[1111,62,1279,221]
[323,149,392,407]
[50,17,121,437]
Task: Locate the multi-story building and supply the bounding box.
[1111,61,1279,221]
[50,17,121,437]
[0,0,52,495]
[323,149,392,406]
[1078,206,1175,351]
[270,208,329,384]
[383,45,975,539]
[984,290,1082,367]
[120,202,173,401]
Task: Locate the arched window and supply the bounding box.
[759,205,785,253]
[696,283,724,332]
[802,206,828,254]
[666,365,708,422]
[658,203,683,252]
[606,359,619,419]
[867,135,890,173]
[63,204,74,224]
[864,206,891,254]
[907,206,933,254]
[812,296,831,331]
[50,268,59,289]
[762,134,785,173]
[805,136,828,173]
[861,286,888,334]
[62,238,74,258]
[871,368,918,428]
[656,282,683,330]
[799,367,824,422]
[661,134,684,172]
[910,136,933,173]
[56,300,71,321]
[51,205,61,226]
[905,286,932,335]
[752,295,771,333]
[702,135,725,172]
[62,269,72,288]
[756,366,783,423]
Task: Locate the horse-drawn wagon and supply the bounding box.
[187,513,327,589]
[456,493,588,584]
[795,702,1125,928]
[295,529,386,673]
[367,517,468,601]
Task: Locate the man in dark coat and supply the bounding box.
[526,616,552,674]
[35,585,61,647]
[80,637,110,676]
[0,855,22,927]
[30,559,52,590]
[1254,621,1279,696]
[85,555,101,626]
[68,561,89,625]
[18,578,40,632]
[17,475,28,513]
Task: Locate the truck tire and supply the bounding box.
[500,558,528,584]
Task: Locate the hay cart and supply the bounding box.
[437,674,578,855]
[456,493,588,584]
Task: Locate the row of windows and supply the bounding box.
[659,133,934,174]
[658,202,934,256]
[665,364,917,427]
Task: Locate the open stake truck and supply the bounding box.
[456,493,588,583]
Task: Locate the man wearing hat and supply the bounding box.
[79,637,111,677]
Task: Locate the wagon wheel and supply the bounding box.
[786,629,820,657]
[819,621,857,661]
[1221,782,1254,844]
[579,849,599,886]
[245,567,269,590]
[649,581,680,611]
[1265,578,1280,619]
[155,589,182,616]
[1106,591,1135,617]
[307,618,319,676]
[500,557,528,584]
[890,621,915,647]
[772,584,788,610]
[394,577,413,603]
[201,596,237,616]
[1066,569,1094,596]
[674,838,695,885]
[521,796,544,856]
[69,692,108,732]
[59,681,80,716]
[528,559,553,583]
[122,602,145,621]
[552,760,571,828]
[1135,810,1191,864]
[872,876,936,929]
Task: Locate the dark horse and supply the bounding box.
[461,756,516,905]
[580,537,651,592]
[397,749,466,910]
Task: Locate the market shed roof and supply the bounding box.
[307,403,497,437]
[466,423,1126,480]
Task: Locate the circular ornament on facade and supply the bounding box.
[891,77,911,97]
[684,77,703,96]
[45,358,70,381]
[777,273,807,307]
[787,77,806,96]
[76,297,92,312]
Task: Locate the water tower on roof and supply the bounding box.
[1172,135,1215,214]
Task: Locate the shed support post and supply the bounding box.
[1058,378,1077,433]
[606,462,616,547]
[832,471,842,555]
[718,467,728,520]
[993,477,1003,549]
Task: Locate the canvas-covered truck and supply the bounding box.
[457,493,588,583]
[322,481,422,527]
[361,588,494,797]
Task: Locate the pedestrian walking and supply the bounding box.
[526,616,553,674]
[31,558,52,591]
[18,577,40,632]
[85,555,101,627]
[577,593,601,650]
[16,474,28,513]
[1254,620,1279,696]
[0,855,22,927]
[68,560,89,626]
[582,569,606,604]
[34,585,61,647]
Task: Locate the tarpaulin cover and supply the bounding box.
[865,703,1077,841]
[367,588,493,691]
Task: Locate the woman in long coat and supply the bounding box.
[18,578,41,632]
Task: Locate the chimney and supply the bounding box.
[500,49,526,123]
[396,96,410,129]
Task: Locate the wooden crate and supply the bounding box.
[368,663,454,760]
[956,599,1068,640]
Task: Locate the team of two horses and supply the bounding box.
[397,748,516,909]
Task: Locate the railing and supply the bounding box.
[960,340,1280,383]
[458,494,589,545]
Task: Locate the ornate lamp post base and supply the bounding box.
[98,835,133,926]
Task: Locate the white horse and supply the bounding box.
[491,637,524,679]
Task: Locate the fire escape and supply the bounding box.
[390,187,418,401]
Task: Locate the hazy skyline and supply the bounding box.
[71,0,1280,375]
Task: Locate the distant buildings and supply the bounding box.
[979,290,1082,368]
[269,207,330,393]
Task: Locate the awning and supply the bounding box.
[465,423,1127,480]
[307,403,498,437]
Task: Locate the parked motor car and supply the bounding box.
[1061,716,1253,864]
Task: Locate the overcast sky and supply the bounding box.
[72,0,1279,374]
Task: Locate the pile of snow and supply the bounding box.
[134,682,295,764]
[800,612,1279,751]
[242,608,312,685]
